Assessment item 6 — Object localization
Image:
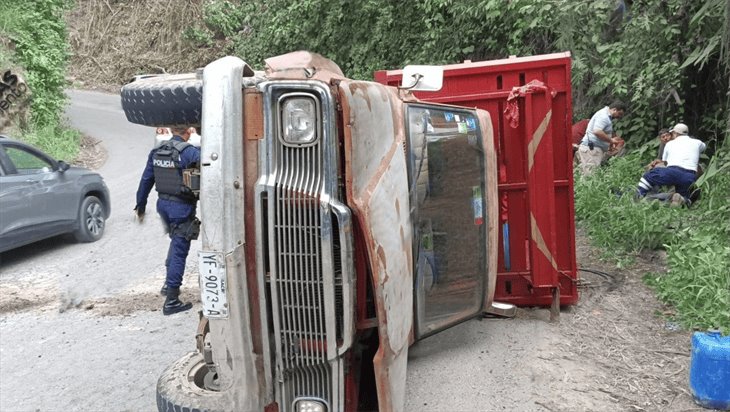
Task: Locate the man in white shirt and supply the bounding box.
[577,100,627,175]
[636,123,706,205]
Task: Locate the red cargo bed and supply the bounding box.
[375,53,578,307]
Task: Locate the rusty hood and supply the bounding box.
[337,80,413,412]
[265,51,346,82]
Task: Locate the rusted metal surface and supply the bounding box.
[244,134,271,403]
[264,402,280,412]
[195,314,210,354]
[264,51,346,82]
[338,80,413,412]
[244,90,264,140]
[477,109,500,310]
[550,286,560,322]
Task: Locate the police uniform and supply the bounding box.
[135,135,200,314]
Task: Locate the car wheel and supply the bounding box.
[121,73,203,126]
[157,352,231,412]
[74,195,105,242]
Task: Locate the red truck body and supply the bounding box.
[375,52,578,306]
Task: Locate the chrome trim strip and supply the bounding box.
[201,56,245,253]
[331,200,355,356]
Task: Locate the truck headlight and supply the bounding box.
[280,94,319,146]
[294,398,327,412]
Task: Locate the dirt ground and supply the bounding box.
[535,229,698,411]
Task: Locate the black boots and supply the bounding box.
[163,287,193,315]
[160,283,168,296]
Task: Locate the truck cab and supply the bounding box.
[123,51,500,412]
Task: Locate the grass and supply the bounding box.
[574,144,730,333]
[1,8,81,163]
[18,123,81,162]
[2,118,81,162]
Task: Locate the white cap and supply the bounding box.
[670,123,689,135]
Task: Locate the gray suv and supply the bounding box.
[0,135,110,253]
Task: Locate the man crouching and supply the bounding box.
[636,123,706,207]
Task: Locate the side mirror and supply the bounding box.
[58,161,70,172]
[400,65,444,92]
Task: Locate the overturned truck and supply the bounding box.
[121,50,574,412]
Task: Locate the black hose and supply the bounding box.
[579,267,617,280]
[577,268,620,289]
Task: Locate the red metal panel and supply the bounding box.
[374,53,578,306]
[524,92,559,289]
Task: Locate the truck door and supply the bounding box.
[406,104,490,338]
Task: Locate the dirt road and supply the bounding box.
[0,90,696,412]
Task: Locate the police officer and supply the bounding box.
[134,126,201,315]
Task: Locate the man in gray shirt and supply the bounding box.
[576,100,627,175]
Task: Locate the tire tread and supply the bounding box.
[121,75,203,126]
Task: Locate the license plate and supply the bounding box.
[198,251,228,319]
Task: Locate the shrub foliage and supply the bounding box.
[575,141,730,332]
[0,0,79,160]
[192,0,728,149]
[2,0,71,126]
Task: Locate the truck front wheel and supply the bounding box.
[157,352,228,412]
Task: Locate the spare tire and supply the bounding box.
[121,73,203,127]
[157,352,230,412]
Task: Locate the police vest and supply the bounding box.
[153,140,195,202]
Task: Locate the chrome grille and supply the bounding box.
[272,143,333,404]
[255,82,354,412]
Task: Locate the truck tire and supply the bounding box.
[157,352,228,412]
[121,73,203,127]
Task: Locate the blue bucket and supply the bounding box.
[689,330,730,410]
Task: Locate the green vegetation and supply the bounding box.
[189,0,730,330]
[18,123,80,161]
[0,0,79,161]
[191,0,728,149]
[575,141,730,332]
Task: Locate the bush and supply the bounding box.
[647,235,730,332]
[648,144,730,332]
[574,152,683,258]
[20,123,81,162]
[0,0,78,159]
[6,0,71,127]
[576,141,730,332]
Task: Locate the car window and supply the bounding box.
[4,146,54,175]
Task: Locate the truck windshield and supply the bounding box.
[407,105,488,337]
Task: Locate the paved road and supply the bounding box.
[0,90,200,412]
[0,90,557,412]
